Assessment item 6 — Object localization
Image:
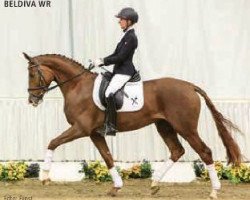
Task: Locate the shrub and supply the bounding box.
[223,164,250,184]
[193,160,250,183]
[79,160,153,182]
[79,160,112,182]
[0,162,28,181]
[193,160,205,177]
[129,160,152,179]
[140,160,153,178]
[0,164,3,180]
[120,168,131,180]
[129,164,141,178]
[0,162,40,181]
[25,163,40,178]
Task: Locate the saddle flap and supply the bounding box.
[93,73,144,112]
[99,72,124,110]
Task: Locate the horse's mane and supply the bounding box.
[35,54,87,70]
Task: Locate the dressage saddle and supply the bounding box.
[99,71,141,110]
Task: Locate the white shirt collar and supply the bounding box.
[124,26,134,34]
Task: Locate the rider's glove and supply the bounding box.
[93,58,104,67]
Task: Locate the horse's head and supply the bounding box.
[23,52,54,107]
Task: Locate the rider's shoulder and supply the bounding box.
[125,29,137,41]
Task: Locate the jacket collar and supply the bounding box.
[120,27,134,41]
[123,26,134,34]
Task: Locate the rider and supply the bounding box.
[93,7,139,136]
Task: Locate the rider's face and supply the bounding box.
[118,18,128,30]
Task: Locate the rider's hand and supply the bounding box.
[93,58,104,67]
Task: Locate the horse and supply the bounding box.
[23,53,241,199]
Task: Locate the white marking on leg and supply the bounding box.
[207,163,221,190]
[42,149,54,171]
[152,159,175,182]
[109,167,123,188]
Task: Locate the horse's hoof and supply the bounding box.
[151,185,160,195]
[209,190,218,199]
[42,178,51,186]
[107,187,121,197]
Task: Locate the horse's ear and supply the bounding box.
[23,52,32,62]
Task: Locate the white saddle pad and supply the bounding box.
[93,74,144,112]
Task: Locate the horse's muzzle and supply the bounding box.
[28,94,43,107]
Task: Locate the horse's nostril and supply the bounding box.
[28,97,33,104]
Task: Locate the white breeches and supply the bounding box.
[105,74,131,98]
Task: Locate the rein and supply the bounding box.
[28,64,87,93]
[48,70,86,91]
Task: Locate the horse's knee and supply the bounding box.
[48,139,57,150]
[170,147,185,162]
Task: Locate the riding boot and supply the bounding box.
[97,93,118,137]
[104,93,118,136]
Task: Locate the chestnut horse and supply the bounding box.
[24,53,241,198]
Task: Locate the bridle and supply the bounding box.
[28,63,48,100]
[28,63,86,101]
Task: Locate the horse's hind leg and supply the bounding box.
[155,120,185,162]
[151,120,185,194]
[90,133,122,196]
[180,129,221,199]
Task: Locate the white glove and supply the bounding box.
[93,58,104,67]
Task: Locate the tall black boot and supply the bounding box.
[97,93,118,137]
[104,93,117,136]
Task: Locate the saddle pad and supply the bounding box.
[93,74,144,112]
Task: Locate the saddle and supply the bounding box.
[99,71,141,110]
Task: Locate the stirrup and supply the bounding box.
[97,123,117,137]
[105,123,117,136]
[96,125,106,137]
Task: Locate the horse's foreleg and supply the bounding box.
[151,120,185,195]
[90,133,122,196]
[41,124,84,184]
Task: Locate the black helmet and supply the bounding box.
[115,7,139,24]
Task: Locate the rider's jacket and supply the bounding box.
[103,28,138,76]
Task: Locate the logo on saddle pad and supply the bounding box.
[93,72,144,112]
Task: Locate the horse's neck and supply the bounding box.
[39,56,91,95]
[49,59,81,78]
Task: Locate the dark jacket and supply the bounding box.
[103,29,138,76]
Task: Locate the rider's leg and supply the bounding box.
[105,74,131,98]
[103,74,131,136]
[104,93,117,135]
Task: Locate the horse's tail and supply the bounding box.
[194,85,241,165]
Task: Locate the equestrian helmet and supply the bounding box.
[115,7,138,24]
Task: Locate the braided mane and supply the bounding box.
[35,54,86,70]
